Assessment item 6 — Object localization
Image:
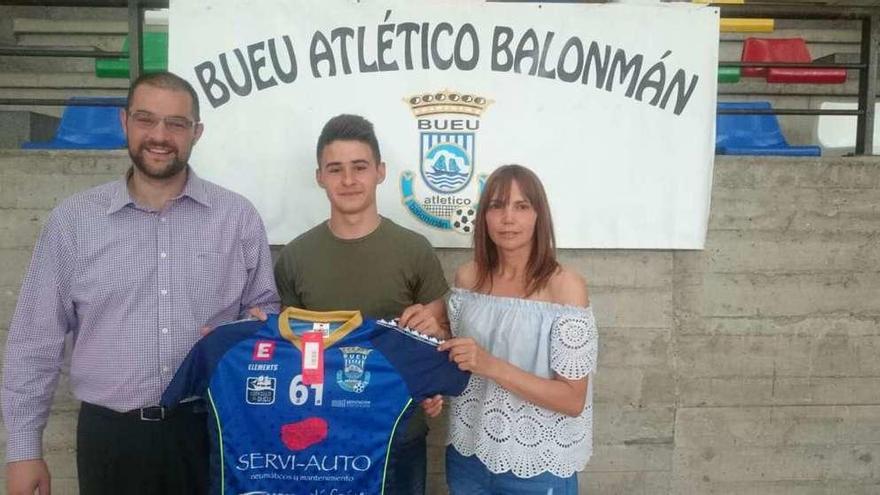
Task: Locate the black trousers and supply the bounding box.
[77,402,209,495]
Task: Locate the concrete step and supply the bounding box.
[0,73,127,115]
[0,88,127,106]
[721,26,862,44]
[12,18,129,35]
[11,18,129,50]
[14,33,125,51]
[7,18,167,60]
[0,110,59,149]
[1,17,167,75]
[0,55,95,73]
[0,72,128,89]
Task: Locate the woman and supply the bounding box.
[437,164,597,494]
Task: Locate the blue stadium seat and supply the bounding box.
[716,101,821,156]
[22,97,127,150]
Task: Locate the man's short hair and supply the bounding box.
[316,114,381,165]
[127,71,201,122]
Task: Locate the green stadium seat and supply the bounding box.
[96,31,167,78]
[718,66,741,83]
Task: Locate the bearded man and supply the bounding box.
[1,71,279,495]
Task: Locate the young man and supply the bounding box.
[2,71,279,495]
[273,114,448,494]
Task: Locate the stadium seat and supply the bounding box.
[718,66,741,83]
[95,31,168,78]
[22,97,127,150]
[716,101,821,156]
[815,101,880,152]
[721,18,774,33]
[741,37,846,83]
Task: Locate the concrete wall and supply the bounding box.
[0,150,878,494]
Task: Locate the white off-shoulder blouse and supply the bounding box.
[446,288,598,479]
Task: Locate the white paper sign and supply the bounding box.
[170,0,718,248]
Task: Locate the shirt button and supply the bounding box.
[160,289,168,295]
[161,366,170,373]
[160,217,167,223]
[160,252,167,259]
[161,327,169,334]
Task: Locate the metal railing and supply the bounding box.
[0,0,168,106]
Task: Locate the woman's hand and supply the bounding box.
[438,337,498,377]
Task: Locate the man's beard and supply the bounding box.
[129,140,189,180]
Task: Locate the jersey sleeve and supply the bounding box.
[550,308,598,380]
[370,325,470,401]
[161,319,266,407]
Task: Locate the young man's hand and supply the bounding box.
[420,395,444,418]
[399,300,450,339]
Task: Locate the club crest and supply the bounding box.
[336,347,372,393]
[401,90,492,234]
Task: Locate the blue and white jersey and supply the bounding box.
[161,308,469,495]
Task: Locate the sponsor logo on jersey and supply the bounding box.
[246,375,276,405]
[330,399,371,409]
[253,340,276,361]
[248,362,279,371]
[236,453,371,473]
[336,347,372,393]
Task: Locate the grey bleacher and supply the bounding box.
[0,4,871,150]
[717,18,864,148]
[0,5,158,144]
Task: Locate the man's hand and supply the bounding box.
[399,303,449,339]
[420,395,444,418]
[6,459,50,495]
[200,307,269,336]
[247,306,268,322]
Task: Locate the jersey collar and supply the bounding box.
[277,307,363,350]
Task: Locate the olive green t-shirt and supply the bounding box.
[273,217,449,444]
[273,217,449,318]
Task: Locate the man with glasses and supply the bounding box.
[2,71,279,495]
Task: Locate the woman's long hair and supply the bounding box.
[472,164,559,297]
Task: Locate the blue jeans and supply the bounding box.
[446,446,579,495]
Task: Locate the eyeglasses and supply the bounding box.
[128,111,197,134]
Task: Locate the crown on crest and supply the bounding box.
[405,90,492,117]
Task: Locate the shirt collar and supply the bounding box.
[107,166,212,214]
[181,169,212,207]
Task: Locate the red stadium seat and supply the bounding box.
[741,37,846,84]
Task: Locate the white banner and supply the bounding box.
[169,0,718,248]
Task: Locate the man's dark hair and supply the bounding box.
[127,71,201,122]
[316,114,381,165]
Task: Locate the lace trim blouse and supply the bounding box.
[446,288,598,478]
